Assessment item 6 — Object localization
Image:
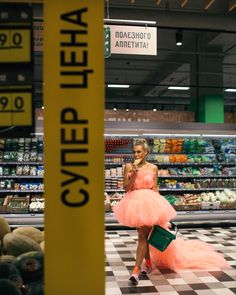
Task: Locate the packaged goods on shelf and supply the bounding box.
[6,195,30,213]
[0,137,45,217]
[105,138,131,152]
[29,199,45,213]
[109,192,124,210]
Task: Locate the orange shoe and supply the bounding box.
[140,259,152,274]
[129,266,140,285]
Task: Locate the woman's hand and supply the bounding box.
[131,159,141,174]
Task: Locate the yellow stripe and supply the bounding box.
[44,1,104,294]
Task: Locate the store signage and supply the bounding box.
[33,21,43,52]
[44,1,104,295]
[0,91,32,126]
[106,24,157,55]
[0,28,31,63]
[0,3,33,128]
[104,26,111,58]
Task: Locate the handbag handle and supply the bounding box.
[170,222,178,237]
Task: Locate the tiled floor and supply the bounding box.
[105,227,236,295]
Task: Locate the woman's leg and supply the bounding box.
[129,226,152,284]
[135,226,152,268]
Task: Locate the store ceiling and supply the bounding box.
[105,0,236,111]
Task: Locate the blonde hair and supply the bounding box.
[133,138,149,153]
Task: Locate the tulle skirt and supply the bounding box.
[150,237,230,270]
[113,189,230,270]
[113,189,176,228]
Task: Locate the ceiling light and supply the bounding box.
[142,133,201,137]
[180,0,189,8]
[104,134,140,137]
[201,134,236,138]
[41,106,44,109]
[225,88,236,92]
[108,84,130,88]
[104,18,156,25]
[168,86,190,90]
[176,30,183,46]
[113,104,117,111]
[153,106,157,111]
[204,0,216,10]
[229,0,236,11]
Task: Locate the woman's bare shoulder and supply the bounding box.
[147,162,157,171]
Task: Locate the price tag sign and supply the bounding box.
[0,28,31,62]
[0,92,32,126]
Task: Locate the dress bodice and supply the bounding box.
[130,169,155,190]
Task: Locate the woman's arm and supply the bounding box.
[123,163,138,192]
[152,165,158,192]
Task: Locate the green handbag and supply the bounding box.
[148,222,178,252]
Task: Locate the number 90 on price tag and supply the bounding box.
[0,28,31,63]
[0,92,32,126]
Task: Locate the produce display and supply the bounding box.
[12,227,44,244]
[105,137,236,212]
[159,178,236,189]
[158,166,236,176]
[0,217,44,292]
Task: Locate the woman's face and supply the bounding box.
[133,145,147,162]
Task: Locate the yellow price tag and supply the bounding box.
[0,92,32,126]
[0,28,31,62]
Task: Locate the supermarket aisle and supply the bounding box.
[105,227,236,295]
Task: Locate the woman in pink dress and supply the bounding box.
[113,138,230,285]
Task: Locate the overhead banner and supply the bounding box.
[107,25,157,55]
[44,1,104,295]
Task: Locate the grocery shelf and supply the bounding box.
[157,162,236,166]
[159,188,236,191]
[105,210,236,229]
[0,162,43,165]
[2,210,236,229]
[105,175,236,179]
[105,162,236,166]
[0,175,43,178]
[105,188,125,193]
[105,176,123,179]
[105,188,236,192]
[2,213,44,229]
[0,190,44,193]
[158,175,236,178]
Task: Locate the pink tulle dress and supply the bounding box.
[113,169,230,270]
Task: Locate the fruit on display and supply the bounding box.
[0,216,11,241]
[40,241,44,252]
[14,251,43,283]
[13,227,44,244]
[163,194,177,205]
[3,233,41,256]
[0,255,16,263]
